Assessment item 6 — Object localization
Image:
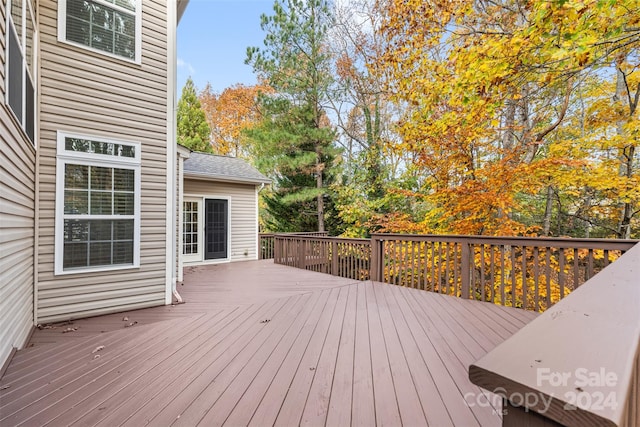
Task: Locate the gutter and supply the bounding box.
[184,172,271,186]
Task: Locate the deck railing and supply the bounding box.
[273,233,637,312]
[259,232,329,260]
[273,235,370,281]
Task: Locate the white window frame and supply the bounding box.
[57,0,142,64]
[5,0,37,146]
[55,131,141,275]
[182,194,232,265]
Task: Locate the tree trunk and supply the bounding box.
[316,148,325,232]
[615,66,636,239]
[542,185,553,236]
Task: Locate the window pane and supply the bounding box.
[118,144,136,158]
[90,192,112,214]
[64,190,89,214]
[113,241,133,264]
[65,164,88,189]
[114,192,134,215]
[64,219,89,242]
[92,141,114,155]
[25,75,35,142]
[92,25,114,54]
[89,242,112,266]
[7,26,23,123]
[63,242,88,268]
[114,0,136,12]
[89,220,112,241]
[115,10,135,36]
[114,169,134,191]
[113,220,133,240]
[91,166,112,190]
[65,138,91,152]
[66,15,90,47]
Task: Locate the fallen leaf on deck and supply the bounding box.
[92,345,105,353]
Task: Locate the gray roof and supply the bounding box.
[183,151,271,185]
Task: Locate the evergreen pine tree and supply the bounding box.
[177,77,212,152]
[246,0,340,233]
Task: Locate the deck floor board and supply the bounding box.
[0,260,538,426]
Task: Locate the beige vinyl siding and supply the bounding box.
[0,0,36,367]
[184,178,259,262]
[35,0,170,323]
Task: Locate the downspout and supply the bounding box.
[165,0,178,305]
[255,182,266,260]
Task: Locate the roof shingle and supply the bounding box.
[183,151,271,185]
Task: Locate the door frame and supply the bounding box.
[182,194,231,264]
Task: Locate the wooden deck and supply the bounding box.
[0,260,537,426]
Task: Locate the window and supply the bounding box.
[55,132,141,275]
[183,201,199,255]
[5,0,36,144]
[58,0,141,63]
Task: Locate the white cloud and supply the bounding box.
[177,57,195,75]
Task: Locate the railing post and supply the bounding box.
[370,235,382,282]
[273,236,280,263]
[461,241,471,299]
[331,240,338,276]
[297,238,305,269]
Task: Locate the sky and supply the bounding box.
[177,0,275,95]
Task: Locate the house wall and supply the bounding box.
[0,0,37,368]
[183,178,259,263]
[35,0,171,323]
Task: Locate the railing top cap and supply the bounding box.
[370,233,639,246]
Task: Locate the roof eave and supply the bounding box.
[177,0,189,24]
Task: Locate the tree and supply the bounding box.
[199,83,271,157]
[177,77,212,152]
[246,0,340,232]
[375,0,639,237]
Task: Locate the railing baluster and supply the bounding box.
[573,248,579,290]
[533,247,540,312]
[490,245,495,304]
[445,243,450,295]
[500,245,506,306]
[511,246,517,308]
[453,242,459,297]
[522,246,528,311]
[461,242,471,299]
[559,249,565,299]
[438,242,444,293]
[546,248,552,309]
[480,244,486,302]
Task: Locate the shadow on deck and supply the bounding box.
[0,260,537,426]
